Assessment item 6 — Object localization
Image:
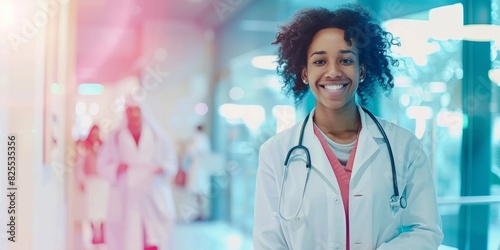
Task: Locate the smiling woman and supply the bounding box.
[253,3,444,250]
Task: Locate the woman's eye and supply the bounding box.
[313,60,325,65]
[340,59,353,65]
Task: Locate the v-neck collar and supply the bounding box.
[313,124,361,181]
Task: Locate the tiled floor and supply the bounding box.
[76,221,252,250]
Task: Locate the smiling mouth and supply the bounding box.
[321,84,348,91]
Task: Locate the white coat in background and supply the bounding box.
[185,129,212,195]
[253,106,443,250]
[97,124,178,250]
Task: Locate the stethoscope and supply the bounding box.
[277,107,407,221]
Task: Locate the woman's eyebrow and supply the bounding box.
[339,49,356,55]
[310,49,357,57]
[310,51,326,57]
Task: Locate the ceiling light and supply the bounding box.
[0,2,16,29]
[428,81,447,93]
[462,24,500,42]
[251,55,278,70]
[489,69,500,86]
[79,83,104,95]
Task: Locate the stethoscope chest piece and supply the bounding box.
[390,195,407,212]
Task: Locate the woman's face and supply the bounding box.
[302,28,364,112]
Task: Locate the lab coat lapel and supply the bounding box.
[351,107,383,182]
[301,109,342,193]
[118,129,138,160]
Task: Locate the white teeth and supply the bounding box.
[324,84,344,91]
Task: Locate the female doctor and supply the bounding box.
[253,4,443,250]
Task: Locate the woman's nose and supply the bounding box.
[325,63,342,78]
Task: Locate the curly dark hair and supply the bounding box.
[272,3,400,106]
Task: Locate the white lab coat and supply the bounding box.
[253,106,443,250]
[185,131,212,195]
[75,142,109,222]
[97,124,178,250]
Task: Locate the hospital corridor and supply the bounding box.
[1,0,500,249]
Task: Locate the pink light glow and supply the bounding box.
[76,0,168,84]
[194,102,208,116]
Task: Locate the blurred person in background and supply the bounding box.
[97,99,178,250]
[253,3,443,249]
[75,124,109,248]
[184,124,212,221]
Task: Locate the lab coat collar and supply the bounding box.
[352,106,382,181]
[358,106,384,139]
[299,106,382,190]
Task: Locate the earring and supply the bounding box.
[360,78,364,83]
[303,80,308,85]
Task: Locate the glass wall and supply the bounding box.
[380,4,464,247]
[492,0,500,189]
[381,3,500,249]
[490,0,500,248]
